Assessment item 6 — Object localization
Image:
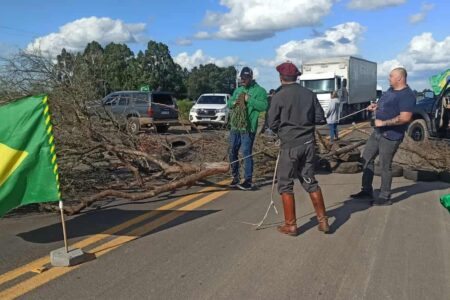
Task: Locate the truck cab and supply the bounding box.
[299,56,377,121]
[299,72,343,113]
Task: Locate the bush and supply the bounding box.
[177,99,194,121]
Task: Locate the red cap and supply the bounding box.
[276,62,301,77]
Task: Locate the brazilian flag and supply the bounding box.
[0,95,60,217]
[429,69,450,95]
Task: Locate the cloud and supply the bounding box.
[174,49,240,70]
[26,17,146,57]
[175,38,192,46]
[347,0,406,10]
[378,33,450,90]
[195,0,333,41]
[409,3,434,24]
[261,22,365,67]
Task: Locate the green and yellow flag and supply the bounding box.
[0,95,60,217]
[429,69,450,95]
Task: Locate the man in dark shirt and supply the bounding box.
[268,62,329,236]
[351,67,416,205]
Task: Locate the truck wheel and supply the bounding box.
[126,117,140,134]
[403,168,439,182]
[407,119,429,142]
[155,124,169,133]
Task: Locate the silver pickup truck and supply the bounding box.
[95,91,179,134]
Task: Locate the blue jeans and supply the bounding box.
[328,123,338,142]
[229,131,256,182]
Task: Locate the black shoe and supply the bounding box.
[372,198,393,206]
[229,178,240,188]
[350,190,373,199]
[237,181,253,191]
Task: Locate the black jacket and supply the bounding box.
[268,83,325,148]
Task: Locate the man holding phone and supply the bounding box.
[350,67,416,205]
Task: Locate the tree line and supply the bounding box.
[54,40,237,101]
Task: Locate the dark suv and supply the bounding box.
[407,79,450,141]
[97,91,179,134]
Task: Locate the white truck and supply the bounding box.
[299,56,377,120]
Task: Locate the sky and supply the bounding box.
[0,0,449,92]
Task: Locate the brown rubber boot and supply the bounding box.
[277,193,298,236]
[309,189,330,233]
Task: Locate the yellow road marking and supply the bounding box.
[0,180,229,287]
[0,189,229,299]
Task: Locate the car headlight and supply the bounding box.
[216,108,227,113]
[190,107,196,113]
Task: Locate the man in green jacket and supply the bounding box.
[228,67,268,190]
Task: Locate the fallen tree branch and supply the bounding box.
[322,140,366,159]
[65,162,230,215]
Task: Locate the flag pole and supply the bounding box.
[59,201,69,253]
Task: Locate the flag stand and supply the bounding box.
[59,201,69,253]
[50,200,89,267]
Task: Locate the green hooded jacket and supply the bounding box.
[227,81,268,133]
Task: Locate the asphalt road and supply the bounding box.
[1,168,450,299]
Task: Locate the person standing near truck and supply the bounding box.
[350,67,415,205]
[228,66,268,191]
[268,61,330,236]
[326,91,340,143]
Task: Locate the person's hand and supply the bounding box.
[244,93,249,102]
[374,119,383,127]
[367,103,377,112]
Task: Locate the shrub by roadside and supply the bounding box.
[177,99,194,122]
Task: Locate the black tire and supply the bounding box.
[332,161,362,174]
[126,117,140,134]
[407,119,429,142]
[167,137,192,158]
[374,163,403,177]
[403,168,439,182]
[155,124,169,133]
[439,171,450,183]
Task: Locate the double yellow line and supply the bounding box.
[0,180,230,299]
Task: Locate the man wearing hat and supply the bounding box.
[268,61,330,236]
[227,66,268,190]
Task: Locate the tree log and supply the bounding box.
[322,140,366,159]
[65,162,230,215]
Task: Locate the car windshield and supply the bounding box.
[197,95,226,105]
[301,79,335,94]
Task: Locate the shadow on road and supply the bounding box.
[301,181,450,234]
[17,208,219,244]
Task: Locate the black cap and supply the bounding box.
[240,66,253,79]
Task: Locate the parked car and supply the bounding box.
[93,91,179,134]
[407,79,450,141]
[189,93,230,128]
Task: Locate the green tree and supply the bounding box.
[186,64,236,100]
[139,41,185,96]
[82,41,105,96]
[103,43,135,92]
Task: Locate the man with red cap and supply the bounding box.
[268,61,330,236]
